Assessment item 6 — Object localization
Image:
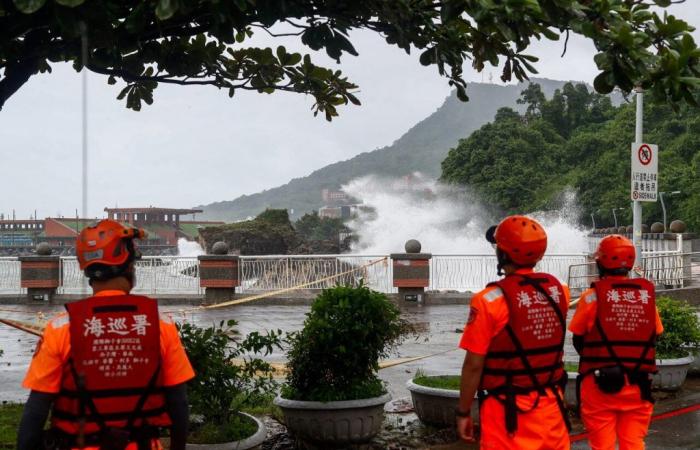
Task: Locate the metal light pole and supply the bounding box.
[590,213,596,229]
[659,191,681,232]
[612,208,618,228]
[633,88,643,273]
[80,22,88,222]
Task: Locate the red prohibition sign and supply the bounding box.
[638,144,653,166]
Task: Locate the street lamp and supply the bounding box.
[612,207,627,229]
[590,209,603,229]
[659,191,681,231]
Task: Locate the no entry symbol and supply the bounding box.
[638,144,652,166]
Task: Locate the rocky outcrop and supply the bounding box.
[198,209,303,255]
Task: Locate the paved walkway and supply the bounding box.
[1,303,698,449]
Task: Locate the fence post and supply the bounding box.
[151,258,157,295]
[391,239,432,304]
[198,241,240,304]
[20,243,60,302]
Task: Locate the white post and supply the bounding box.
[633,88,644,275]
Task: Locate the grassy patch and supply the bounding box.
[238,393,281,420]
[413,375,461,391]
[0,403,23,449]
[188,413,257,445]
[564,362,579,373]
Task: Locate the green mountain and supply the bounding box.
[198,78,569,221]
[441,82,700,231]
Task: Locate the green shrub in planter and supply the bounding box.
[178,320,282,444]
[282,284,411,402]
[656,297,700,359]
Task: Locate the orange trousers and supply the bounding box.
[480,389,570,450]
[580,375,654,450]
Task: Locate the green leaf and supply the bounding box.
[12,0,46,14]
[419,48,434,66]
[455,84,469,102]
[286,53,302,66]
[346,92,361,106]
[155,0,178,20]
[55,0,85,6]
[117,85,131,100]
[593,71,614,94]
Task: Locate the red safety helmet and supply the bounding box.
[76,219,146,271]
[486,215,548,266]
[595,234,635,270]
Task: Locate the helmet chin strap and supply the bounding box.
[496,249,510,277]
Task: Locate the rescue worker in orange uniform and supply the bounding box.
[569,235,663,450]
[457,215,571,449]
[18,219,194,450]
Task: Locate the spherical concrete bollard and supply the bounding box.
[36,242,52,256]
[641,224,650,233]
[618,226,627,234]
[211,241,230,255]
[405,239,422,254]
[626,225,634,233]
[669,220,687,233]
[650,222,665,233]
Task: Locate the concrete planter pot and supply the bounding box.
[406,378,478,428]
[652,355,695,391]
[687,347,700,376]
[274,393,390,447]
[186,412,266,450]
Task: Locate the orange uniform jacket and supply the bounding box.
[23,290,195,450]
[460,268,571,450]
[569,280,663,450]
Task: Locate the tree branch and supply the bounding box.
[0,58,37,110]
[86,63,306,92]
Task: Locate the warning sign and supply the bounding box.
[631,143,658,202]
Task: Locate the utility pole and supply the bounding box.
[633,88,643,273]
[590,213,596,230]
[612,208,618,228]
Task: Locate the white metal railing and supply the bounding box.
[1,251,694,297]
[58,256,201,295]
[0,257,22,294]
[238,255,393,293]
[587,234,683,254]
[429,254,588,292]
[567,251,697,294]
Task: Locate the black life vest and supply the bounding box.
[579,278,657,377]
[51,295,169,443]
[480,273,569,434]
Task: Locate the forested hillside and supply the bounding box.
[441,83,700,230]
[199,79,568,221]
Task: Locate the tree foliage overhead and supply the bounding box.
[441,82,700,231]
[2,1,699,117]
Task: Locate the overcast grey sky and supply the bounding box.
[1,3,699,219]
